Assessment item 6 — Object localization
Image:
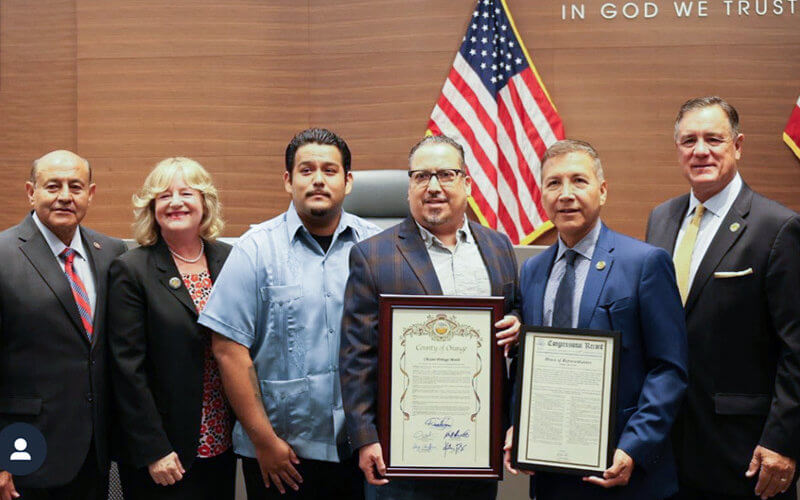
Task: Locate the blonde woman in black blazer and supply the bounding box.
[108,157,234,500]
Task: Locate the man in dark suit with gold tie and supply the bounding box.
[0,150,127,499]
[647,96,800,500]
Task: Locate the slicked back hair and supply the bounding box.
[408,135,466,170]
[541,139,604,181]
[674,96,740,139]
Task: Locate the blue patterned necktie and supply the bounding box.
[552,249,578,328]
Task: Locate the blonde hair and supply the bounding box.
[132,157,224,246]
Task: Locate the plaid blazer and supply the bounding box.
[339,216,520,450]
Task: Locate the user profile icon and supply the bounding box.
[0,423,46,475]
[10,438,32,461]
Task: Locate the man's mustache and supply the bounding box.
[306,190,330,198]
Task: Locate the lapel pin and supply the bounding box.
[729,222,740,232]
[595,261,606,271]
[168,277,182,289]
[93,241,101,249]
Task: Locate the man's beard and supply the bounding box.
[422,208,446,226]
[310,207,331,217]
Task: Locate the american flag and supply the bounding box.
[427,0,564,245]
[784,95,800,162]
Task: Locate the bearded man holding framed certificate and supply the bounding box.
[339,135,521,500]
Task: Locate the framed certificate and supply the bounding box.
[378,294,505,479]
[511,326,620,475]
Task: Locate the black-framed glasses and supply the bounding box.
[408,169,464,186]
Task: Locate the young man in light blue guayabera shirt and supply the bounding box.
[198,129,381,499]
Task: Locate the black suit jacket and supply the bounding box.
[339,217,520,449]
[646,182,800,495]
[107,237,231,470]
[0,213,127,488]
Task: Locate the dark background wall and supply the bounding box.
[2,0,798,240]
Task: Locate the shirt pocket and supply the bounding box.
[260,378,311,441]
[261,284,306,375]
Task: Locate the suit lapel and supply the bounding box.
[685,185,752,314]
[205,240,227,281]
[154,239,200,316]
[396,218,443,295]
[81,228,105,348]
[651,195,689,254]
[578,225,615,329]
[531,245,558,326]
[17,215,88,342]
[469,222,503,296]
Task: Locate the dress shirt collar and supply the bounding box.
[415,215,473,249]
[555,218,602,263]
[687,172,742,218]
[286,202,357,244]
[32,211,88,261]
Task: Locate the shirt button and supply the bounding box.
[288,347,293,352]
[326,292,331,298]
[329,329,334,334]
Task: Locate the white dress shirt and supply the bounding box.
[416,216,491,296]
[32,212,97,316]
[673,173,742,290]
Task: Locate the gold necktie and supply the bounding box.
[674,204,705,305]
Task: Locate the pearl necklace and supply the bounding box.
[168,239,205,263]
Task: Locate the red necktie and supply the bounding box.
[60,248,94,338]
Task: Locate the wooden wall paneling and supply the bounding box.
[0,160,35,228]
[507,0,799,49]
[0,0,77,230]
[76,56,310,159]
[0,0,78,157]
[309,50,465,169]
[76,0,309,59]
[544,42,800,237]
[310,0,476,54]
[196,154,298,236]
[73,0,313,236]
[1,0,76,63]
[0,59,78,159]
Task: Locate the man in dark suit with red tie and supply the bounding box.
[0,150,127,499]
[647,96,800,500]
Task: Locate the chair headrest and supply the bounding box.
[343,169,410,218]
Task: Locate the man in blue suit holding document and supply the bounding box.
[505,139,688,499]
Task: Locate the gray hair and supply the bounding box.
[674,96,740,139]
[541,139,604,181]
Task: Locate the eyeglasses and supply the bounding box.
[408,169,464,186]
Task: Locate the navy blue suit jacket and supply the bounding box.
[518,224,688,500]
